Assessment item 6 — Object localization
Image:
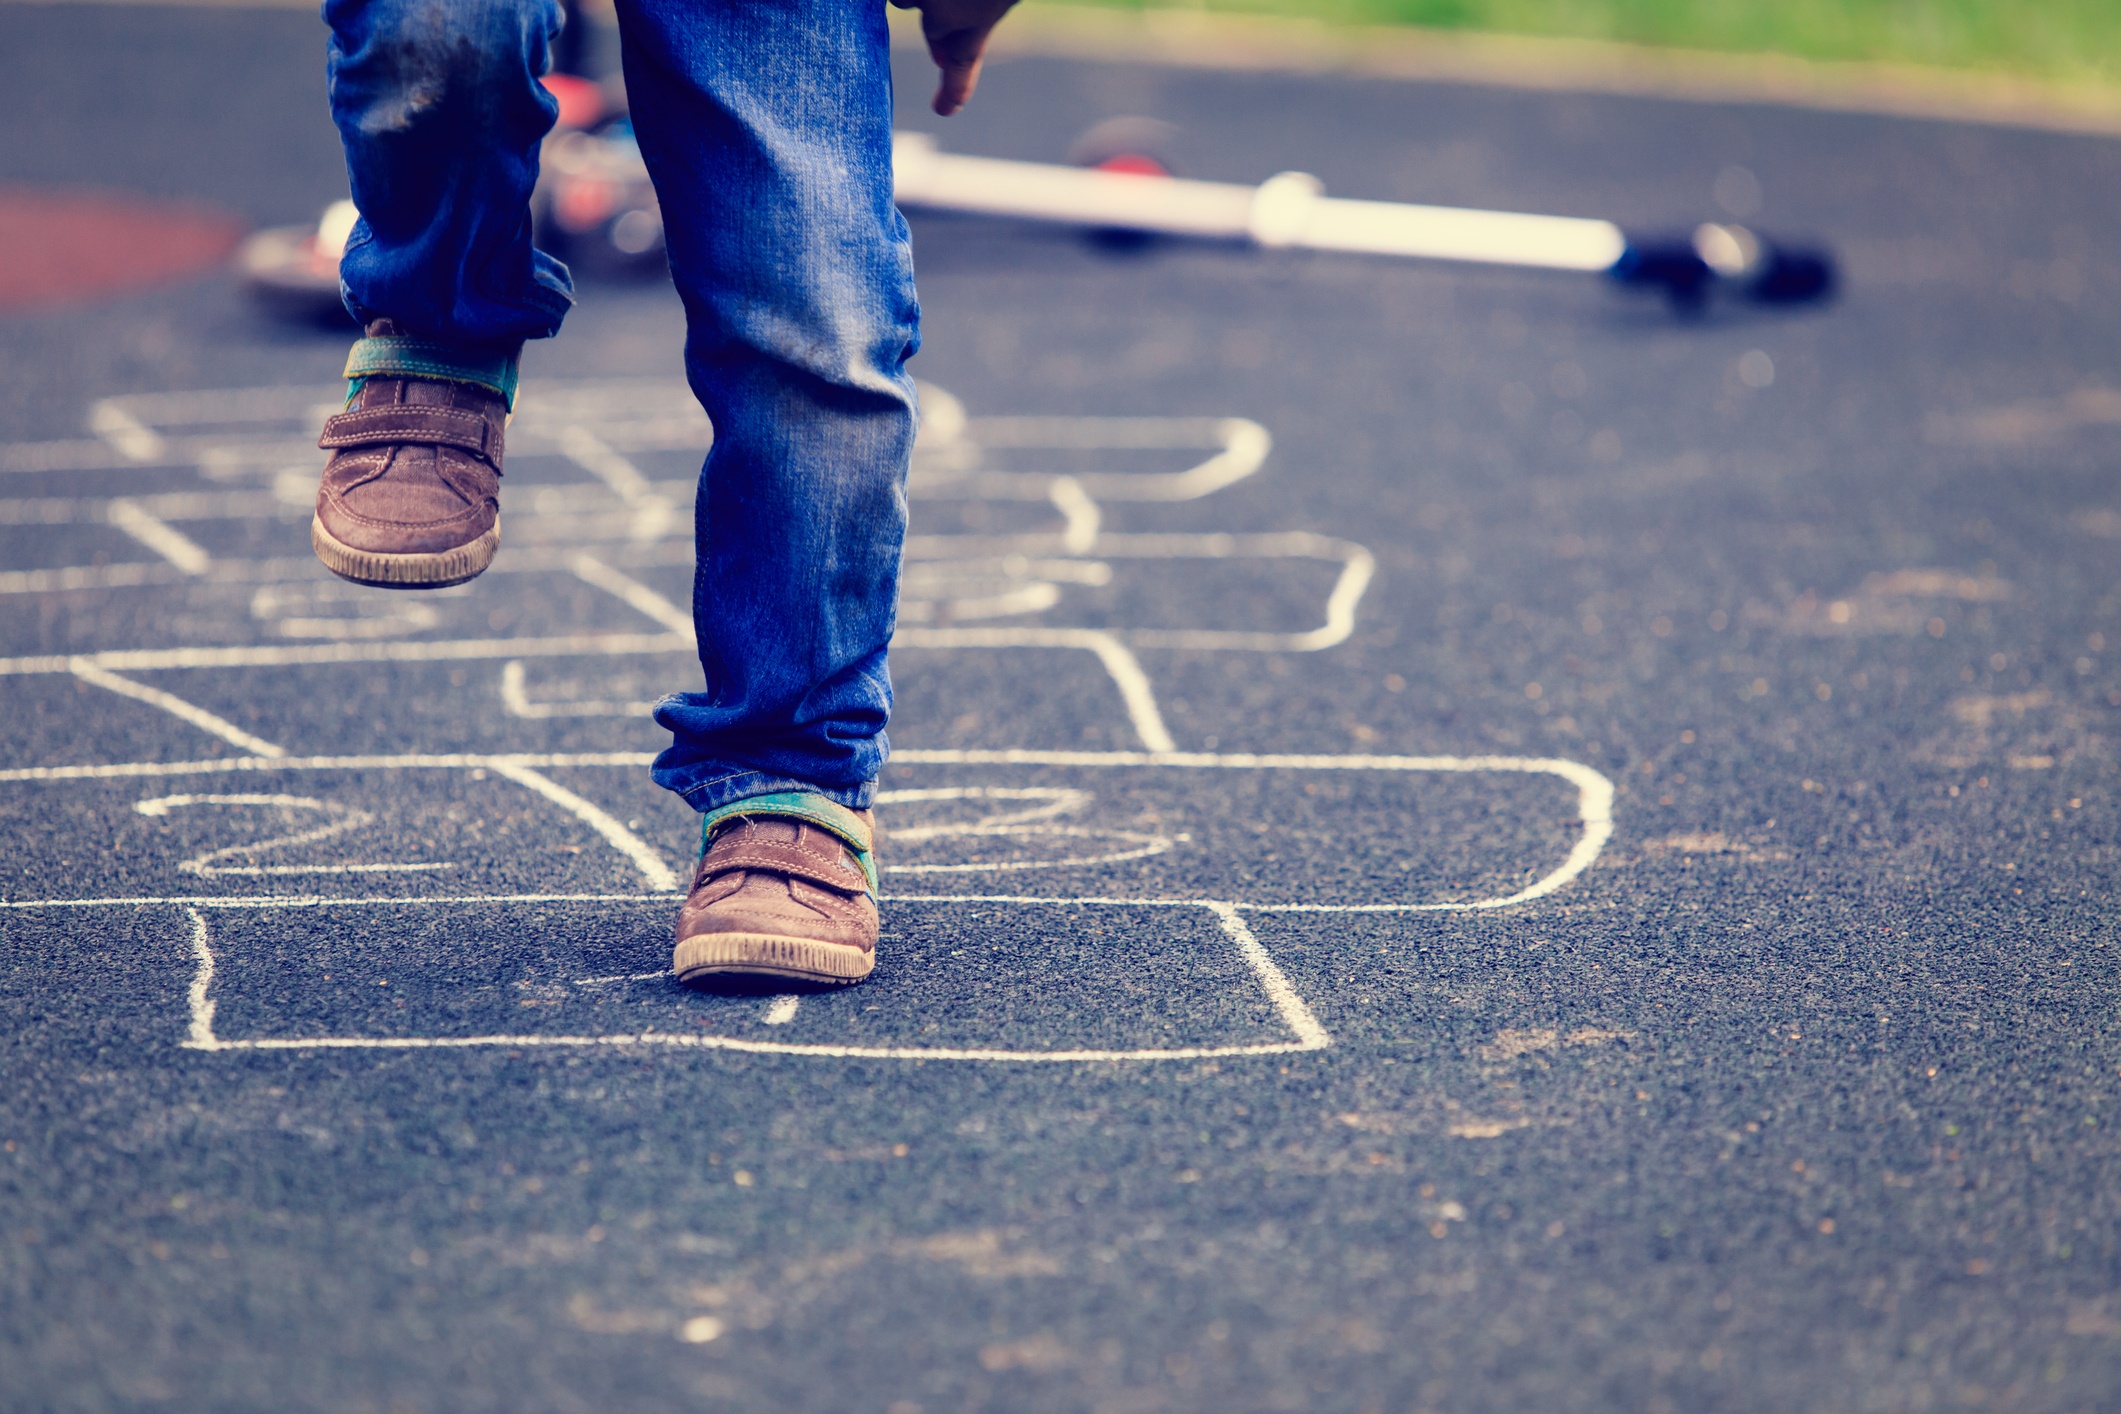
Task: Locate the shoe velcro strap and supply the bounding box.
[319,405,495,458]
[344,334,520,407]
[702,791,871,847]
[701,826,872,897]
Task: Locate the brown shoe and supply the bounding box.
[311,320,513,590]
[673,793,880,988]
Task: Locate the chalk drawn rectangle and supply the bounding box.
[879,751,1611,912]
[181,898,1326,1063]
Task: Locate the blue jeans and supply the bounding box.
[325,0,919,815]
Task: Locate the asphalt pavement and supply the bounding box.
[1,5,2118,1411]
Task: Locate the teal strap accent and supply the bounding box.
[700,792,876,894]
[344,334,521,409]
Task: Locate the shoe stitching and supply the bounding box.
[321,405,493,439]
[320,492,493,535]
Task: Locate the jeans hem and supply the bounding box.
[667,769,875,817]
[337,255,574,348]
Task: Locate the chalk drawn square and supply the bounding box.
[182,897,1324,1061]
[0,767,671,906]
[874,756,1607,910]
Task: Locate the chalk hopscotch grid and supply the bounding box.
[0,381,1615,1062]
[178,899,1331,1062]
[9,748,1612,1062]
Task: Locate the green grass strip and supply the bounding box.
[1043,0,2121,90]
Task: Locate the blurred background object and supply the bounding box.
[235,0,665,322]
[239,0,1859,324]
[0,188,242,313]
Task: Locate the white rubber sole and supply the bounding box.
[672,932,876,987]
[312,515,499,590]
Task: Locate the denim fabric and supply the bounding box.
[323,0,919,815]
[326,0,576,343]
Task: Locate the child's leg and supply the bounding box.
[612,0,917,984]
[326,0,573,344]
[615,0,918,818]
[312,0,574,590]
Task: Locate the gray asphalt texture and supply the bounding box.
[4,6,2120,1412]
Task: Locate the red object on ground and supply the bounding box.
[1093,154,1170,178]
[0,189,245,312]
[540,73,604,131]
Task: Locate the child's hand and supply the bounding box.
[890,0,1021,116]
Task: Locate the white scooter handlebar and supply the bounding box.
[892,132,1624,272]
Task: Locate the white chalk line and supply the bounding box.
[0,488,284,527]
[918,417,1270,503]
[16,390,1240,469]
[21,380,814,478]
[174,900,1328,1060]
[898,530,1375,653]
[184,1031,1326,1061]
[555,426,680,542]
[868,784,1173,874]
[40,384,707,473]
[4,891,669,910]
[185,908,217,1048]
[1129,542,1374,651]
[249,581,446,642]
[884,826,1172,874]
[0,562,188,596]
[0,543,701,598]
[1048,476,1100,554]
[68,659,288,758]
[90,387,330,434]
[957,415,1244,450]
[568,553,694,639]
[0,556,320,597]
[1079,418,1269,501]
[135,793,450,878]
[45,665,670,886]
[0,750,656,784]
[89,401,167,462]
[1206,902,1328,1048]
[0,482,681,535]
[0,887,1503,911]
[498,660,659,719]
[482,760,678,892]
[904,557,1113,588]
[887,747,1616,909]
[20,389,1262,487]
[0,536,1357,674]
[0,464,683,528]
[0,748,1612,912]
[899,578,1062,623]
[894,627,1176,752]
[0,632,692,677]
[192,863,451,877]
[0,438,138,475]
[0,541,1369,650]
[105,498,211,575]
[555,425,659,504]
